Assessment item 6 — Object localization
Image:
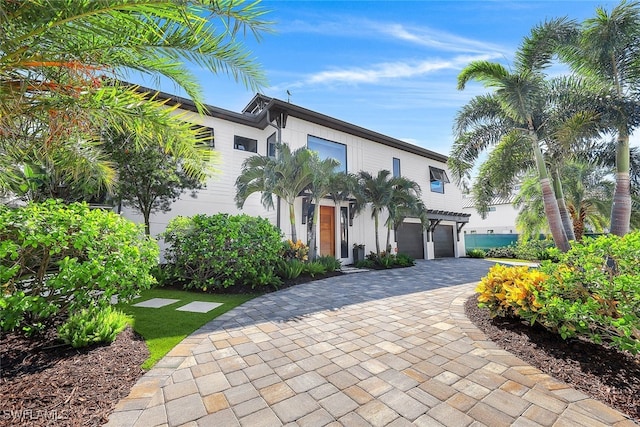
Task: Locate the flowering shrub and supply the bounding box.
[476,264,547,321]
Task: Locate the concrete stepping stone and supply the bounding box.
[176,301,223,313]
[133,298,180,308]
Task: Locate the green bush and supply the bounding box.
[355,259,375,268]
[316,255,341,271]
[485,246,517,259]
[58,305,131,348]
[538,233,640,354]
[0,200,158,335]
[514,239,557,261]
[466,249,486,258]
[276,259,305,280]
[162,214,283,290]
[303,261,327,277]
[395,253,415,267]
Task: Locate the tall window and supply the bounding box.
[234,135,257,153]
[429,166,449,194]
[393,157,401,177]
[267,132,277,157]
[307,135,347,172]
[340,207,348,258]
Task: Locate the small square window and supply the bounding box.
[429,166,449,194]
[234,135,257,153]
[193,126,214,148]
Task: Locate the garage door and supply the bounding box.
[396,223,424,259]
[433,225,455,258]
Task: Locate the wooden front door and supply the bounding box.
[320,205,335,257]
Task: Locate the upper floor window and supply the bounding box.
[188,125,214,148]
[234,135,257,153]
[267,132,277,158]
[429,166,449,194]
[393,157,401,177]
[307,135,347,172]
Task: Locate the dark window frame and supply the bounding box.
[307,135,347,173]
[267,132,277,158]
[234,135,258,153]
[429,166,449,194]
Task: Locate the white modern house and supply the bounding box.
[122,91,470,262]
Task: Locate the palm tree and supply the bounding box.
[556,1,640,235]
[235,143,313,242]
[0,0,270,197]
[453,21,576,252]
[515,162,612,240]
[355,170,422,257]
[305,154,340,260]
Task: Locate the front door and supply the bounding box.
[320,205,335,257]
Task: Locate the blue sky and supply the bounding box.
[134,1,631,156]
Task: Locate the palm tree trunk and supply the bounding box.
[551,167,576,241]
[374,212,381,257]
[610,129,631,236]
[308,201,320,261]
[289,203,297,242]
[531,133,570,252]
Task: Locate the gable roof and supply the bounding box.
[135,86,448,163]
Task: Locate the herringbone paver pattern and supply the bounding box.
[107,259,638,426]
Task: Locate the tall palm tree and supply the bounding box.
[0,0,270,197]
[556,0,640,235]
[384,178,423,253]
[453,21,575,252]
[305,154,340,261]
[235,143,313,242]
[355,170,422,257]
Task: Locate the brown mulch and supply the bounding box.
[465,295,640,423]
[0,325,148,427]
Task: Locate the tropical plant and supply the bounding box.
[305,153,340,260]
[161,213,283,290]
[452,20,585,252]
[0,200,158,335]
[235,144,313,242]
[554,0,640,236]
[58,305,131,348]
[275,259,305,280]
[0,0,269,198]
[316,255,342,271]
[355,170,423,256]
[105,131,209,235]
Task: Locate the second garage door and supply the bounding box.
[433,225,455,258]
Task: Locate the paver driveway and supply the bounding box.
[107,259,636,426]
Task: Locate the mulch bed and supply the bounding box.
[465,295,640,423]
[0,324,148,427]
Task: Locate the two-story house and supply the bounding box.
[122,91,470,262]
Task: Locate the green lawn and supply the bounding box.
[117,288,258,369]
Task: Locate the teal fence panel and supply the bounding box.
[465,234,518,251]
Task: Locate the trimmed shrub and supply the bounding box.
[162,214,283,290]
[0,200,158,335]
[538,233,640,353]
[485,246,517,259]
[58,305,131,348]
[514,239,557,261]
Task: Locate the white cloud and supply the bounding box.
[379,23,508,55]
[301,54,498,86]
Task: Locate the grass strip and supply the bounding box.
[117,288,258,369]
